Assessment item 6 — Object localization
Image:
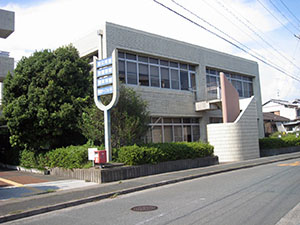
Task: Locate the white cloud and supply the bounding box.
[1,0,299,102]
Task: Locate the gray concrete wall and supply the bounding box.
[0,55,13,81]
[0,9,14,38]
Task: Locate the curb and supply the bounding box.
[1,152,300,223]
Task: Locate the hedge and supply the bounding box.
[19,144,102,169]
[117,142,214,165]
[259,133,300,150]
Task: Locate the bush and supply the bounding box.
[259,133,300,149]
[19,144,102,169]
[116,142,214,165]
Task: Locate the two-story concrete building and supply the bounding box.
[0,8,15,108]
[74,22,264,143]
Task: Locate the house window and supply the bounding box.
[297,109,300,117]
[206,68,254,98]
[147,117,201,143]
[118,51,197,92]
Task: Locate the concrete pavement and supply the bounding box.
[1,152,300,223]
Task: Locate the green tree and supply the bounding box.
[3,45,92,150]
[79,85,150,148]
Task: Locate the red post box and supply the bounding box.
[94,150,107,164]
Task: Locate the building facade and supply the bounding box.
[74,22,264,142]
[0,8,14,108]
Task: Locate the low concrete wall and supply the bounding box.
[260,146,300,157]
[50,156,219,183]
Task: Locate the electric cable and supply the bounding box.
[216,0,300,72]
[278,0,300,26]
[152,0,300,83]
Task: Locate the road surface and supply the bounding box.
[3,158,300,225]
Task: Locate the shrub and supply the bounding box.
[116,142,214,165]
[259,133,300,149]
[19,144,102,169]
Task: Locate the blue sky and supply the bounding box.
[0,0,300,102]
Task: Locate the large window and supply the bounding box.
[145,117,201,143]
[118,51,196,91]
[206,68,253,98]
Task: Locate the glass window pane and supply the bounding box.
[231,80,243,97]
[150,65,159,87]
[118,60,125,83]
[149,58,159,64]
[151,117,161,123]
[163,118,172,123]
[153,126,162,143]
[160,60,168,66]
[127,62,137,84]
[170,61,178,68]
[161,67,170,88]
[174,126,182,142]
[183,118,190,123]
[171,69,179,89]
[164,126,173,142]
[173,118,181,123]
[139,64,149,86]
[189,65,196,71]
[180,71,189,90]
[126,53,136,60]
[183,126,192,142]
[138,56,148,63]
[191,118,199,123]
[190,73,196,90]
[180,63,188,70]
[192,126,200,142]
[118,52,125,59]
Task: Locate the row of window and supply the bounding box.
[118,52,196,91]
[206,68,254,98]
[144,117,201,143]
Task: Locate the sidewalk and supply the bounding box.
[1,152,300,223]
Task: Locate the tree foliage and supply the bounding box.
[79,86,150,148]
[3,45,92,150]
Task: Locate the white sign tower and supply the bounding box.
[93,49,119,162]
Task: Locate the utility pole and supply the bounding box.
[295,34,300,40]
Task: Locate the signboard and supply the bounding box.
[93,49,119,163]
[88,148,97,161]
[93,49,119,111]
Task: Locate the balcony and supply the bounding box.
[0,9,14,39]
[195,84,222,111]
[0,51,14,82]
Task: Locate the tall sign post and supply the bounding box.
[93,49,119,162]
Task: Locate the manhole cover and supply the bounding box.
[131,205,158,212]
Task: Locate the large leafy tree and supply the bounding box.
[3,45,92,150]
[79,86,150,148]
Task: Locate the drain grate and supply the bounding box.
[131,205,158,212]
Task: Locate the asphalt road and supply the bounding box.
[3,158,300,225]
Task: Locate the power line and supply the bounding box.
[152,0,300,83]
[216,0,300,72]
[269,0,300,33]
[256,0,296,37]
[278,0,300,26]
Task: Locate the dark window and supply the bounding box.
[160,60,169,66]
[190,73,196,90]
[180,63,188,70]
[126,53,136,60]
[161,67,170,88]
[180,71,189,90]
[118,52,125,58]
[139,64,149,86]
[171,69,179,89]
[138,56,148,63]
[127,62,137,84]
[170,61,178,68]
[150,65,159,87]
[118,60,125,83]
[149,58,159,64]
